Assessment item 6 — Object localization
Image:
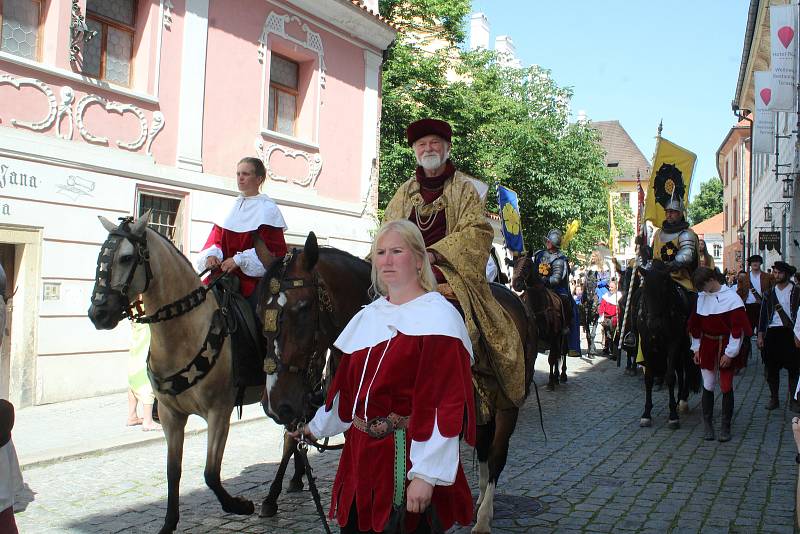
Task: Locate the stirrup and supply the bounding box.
[622,332,636,349]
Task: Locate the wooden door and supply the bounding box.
[0,243,15,399]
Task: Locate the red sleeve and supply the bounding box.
[202,225,223,250]
[409,335,475,446]
[325,351,354,423]
[598,299,611,316]
[258,225,287,257]
[729,307,752,339]
[688,312,701,338]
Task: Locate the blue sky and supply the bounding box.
[469,0,750,199]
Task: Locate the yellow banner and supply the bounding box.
[643,137,697,228]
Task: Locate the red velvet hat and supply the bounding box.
[406,118,452,146]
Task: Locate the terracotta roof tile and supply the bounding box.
[347,0,397,29]
[591,120,651,182]
[691,212,724,235]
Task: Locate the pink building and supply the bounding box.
[0,0,395,406]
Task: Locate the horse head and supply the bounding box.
[261,232,330,427]
[88,211,152,330]
[511,251,534,292]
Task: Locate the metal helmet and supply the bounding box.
[664,194,685,214]
[545,229,562,248]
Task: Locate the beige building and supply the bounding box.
[591,120,651,262]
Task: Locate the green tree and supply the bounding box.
[688,178,723,225]
[378,0,615,260]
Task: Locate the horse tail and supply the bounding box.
[685,350,702,393]
[531,375,546,442]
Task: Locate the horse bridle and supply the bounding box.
[261,251,336,410]
[92,217,213,325]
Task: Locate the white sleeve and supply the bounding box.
[486,259,497,283]
[724,335,742,358]
[690,337,700,352]
[232,248,266,277]
[307,393,351,439]
[195,245,222,273]
[0,439,23,511]
[794,313,800,342]
[407,411,459,486]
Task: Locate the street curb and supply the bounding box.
[19,416,266,470]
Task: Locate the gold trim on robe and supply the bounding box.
[384,171,526,417]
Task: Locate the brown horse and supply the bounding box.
[258,232,538,534]
[512,253,569,390]
[87,213,299,533]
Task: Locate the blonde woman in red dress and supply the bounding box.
[689,267,752,443]
[293,219,475,533]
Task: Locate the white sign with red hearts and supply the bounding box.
[768,4,797,111]
[754,71,776,154]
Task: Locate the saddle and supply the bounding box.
[210,276,266,393]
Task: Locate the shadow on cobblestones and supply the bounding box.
[14,344,800,533]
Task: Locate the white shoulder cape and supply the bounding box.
[334,292,474,362]
[215,194,287,232]
[696,285,745,316]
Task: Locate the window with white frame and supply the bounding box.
[713,243,722,259]
[83,0,136,86]
[267,54,299,136]
[137,192,185,251]
[0,0,41,60]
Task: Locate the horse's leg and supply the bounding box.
[204,409,255,515]
[677,354,689,413]
[474,422,493,511]
[474,408,519,534]
[560,335,568,383]
[666,349,680,429]
[260,432,296,517]
[159,407,188,534]
[640,367,654,427]
[287,448,305,493]
[546,349,556,390]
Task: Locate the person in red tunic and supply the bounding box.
[688,267,752,442]
[195,157,288,307]
[597,279,621,357]
[292,219,475,534]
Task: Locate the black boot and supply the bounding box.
[766,379,779,410]
[701,388,715,441]
[789,373,800,413]
[719,391,733,442]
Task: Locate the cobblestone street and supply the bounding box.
[15,348,800,533]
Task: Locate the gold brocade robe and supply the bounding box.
[383,171,526,413]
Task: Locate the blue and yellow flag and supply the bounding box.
[497,185,524,252]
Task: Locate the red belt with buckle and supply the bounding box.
[352,413,409,439]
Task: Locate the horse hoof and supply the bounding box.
[157,526,176,534]
[639,418,652,427]
[223,497,254,516]
[678,400,689,414]
[560,374,568,383]
[668,419,680,430]
[287,479,304,493]
[259,499,277,518]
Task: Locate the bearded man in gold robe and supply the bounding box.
[382,118,525,420]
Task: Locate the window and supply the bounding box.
[733,151,738,177]
[267,54,299,136]
[713,243,722,259]
[620,192,630,206]
[724,205,728,232]
[0,0,41,60]
[733,198,738,227]
[138,192,185,251]
[83,0,136,86]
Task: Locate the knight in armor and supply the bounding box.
[383,118,525,421]
[650,196,699,309]
[534,229,581,357]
